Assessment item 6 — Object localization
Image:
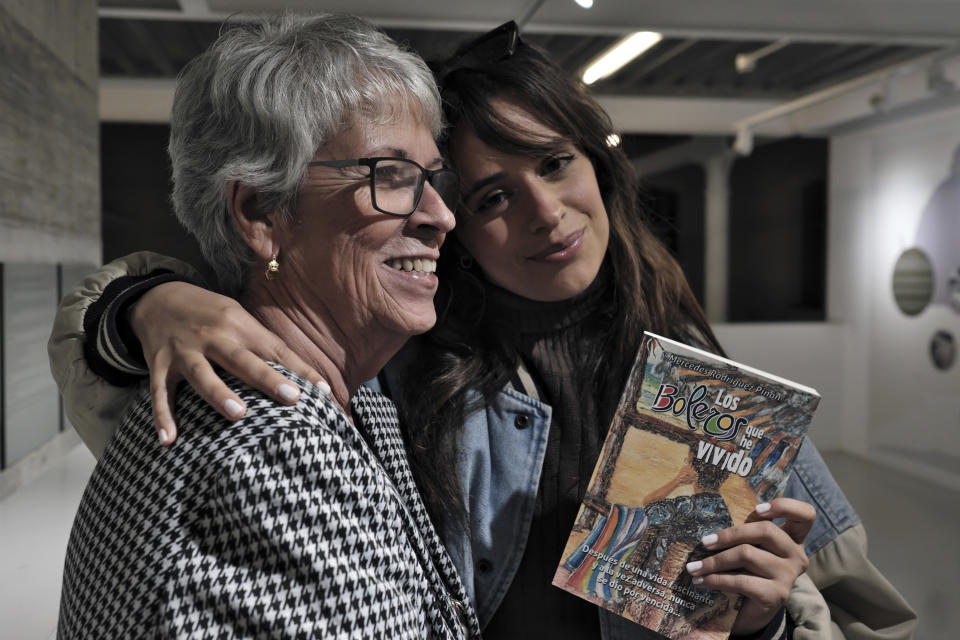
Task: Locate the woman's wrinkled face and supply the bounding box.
[452,100,610,302]
[281,111,455,338]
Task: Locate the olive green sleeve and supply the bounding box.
[47,251,201,458]
[789,523,917,640]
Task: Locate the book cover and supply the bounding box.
[552,332,820,639]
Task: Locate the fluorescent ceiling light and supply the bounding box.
[582,31,662,85]
[574,0,594,8]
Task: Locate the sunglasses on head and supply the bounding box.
[434,21,522,83]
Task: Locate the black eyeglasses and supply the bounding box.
[308,157,459,217]
[433,21,522,83]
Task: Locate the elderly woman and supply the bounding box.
[56,13,478,639]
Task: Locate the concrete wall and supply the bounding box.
[0,0,100,263]
[0,1,99,472]
[2,264,61,466]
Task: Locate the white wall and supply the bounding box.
[828,106,960,489]
[707,106,960,492]
[712,323,846,451]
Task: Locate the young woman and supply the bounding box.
[50,21,915,640]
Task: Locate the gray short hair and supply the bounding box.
[168,13,442,296]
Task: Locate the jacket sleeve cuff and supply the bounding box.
[82,270,194,386]
[733,607,790,640]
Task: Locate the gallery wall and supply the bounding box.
[709,105,960,490]
[711,323,845,452]
[829,105,960,490]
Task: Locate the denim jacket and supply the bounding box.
[377,359,912,639]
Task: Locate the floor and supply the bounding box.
[0,445,95,640]
[0,447,954,639]
[820,451,957,640]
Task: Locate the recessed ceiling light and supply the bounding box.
[606,133,621,147]
[582,31,662,85]
[574,0,594,8]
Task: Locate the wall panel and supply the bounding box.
[0,0,100,264]
[2,264,60,467]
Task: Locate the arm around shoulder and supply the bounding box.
[48,251,200,457]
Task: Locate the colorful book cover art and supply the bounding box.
[552,332,820,640]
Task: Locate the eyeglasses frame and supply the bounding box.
[307,157,459,217]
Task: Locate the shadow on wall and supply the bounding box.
[914,142,960,311]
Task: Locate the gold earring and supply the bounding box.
[265,253,279,280]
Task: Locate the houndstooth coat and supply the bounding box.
[58,366,480,639]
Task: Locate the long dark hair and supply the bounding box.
[394,34,722,533]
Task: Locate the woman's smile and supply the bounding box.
[380,255,440,295]
[384,256,439,275]
[526,227,585,263]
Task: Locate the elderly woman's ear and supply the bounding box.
[228,181,280,262]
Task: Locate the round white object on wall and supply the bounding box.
[892,247,934,316]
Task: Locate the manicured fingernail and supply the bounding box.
[692,577,704,585]
[701,533,718,547]
[755,502,771,514]
[277,383,299,403]
[317,380,331,395]
[224,398,244,419]
[686,561,703,573]
[158,428,169,444]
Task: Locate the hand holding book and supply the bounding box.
[685,497,814,635]
[554,332,821,639]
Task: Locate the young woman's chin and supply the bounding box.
[493,259,603,302]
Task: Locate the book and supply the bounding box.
[552,331,820,639]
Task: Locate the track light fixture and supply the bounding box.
[582,31,662,85]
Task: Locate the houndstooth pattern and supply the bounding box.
[58,365,480,639]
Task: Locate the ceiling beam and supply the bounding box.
[97,10,960,143]
[631,137,731,176]
[735,50,960,136]
[98,76,784,135]
[178,1,213,19]
[597,96,786,135]
[100,78,176,123]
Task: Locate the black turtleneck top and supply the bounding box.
[477,270,786,640]
[482,269,621,639]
